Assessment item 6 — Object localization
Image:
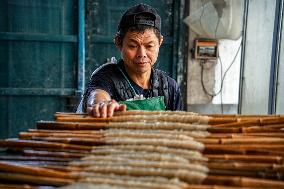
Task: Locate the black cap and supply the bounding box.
[117,4,161,33]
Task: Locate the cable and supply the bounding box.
[199,0,208,36]
[214,14,221,38]
[220,54,224,114]
[199,0,222,38]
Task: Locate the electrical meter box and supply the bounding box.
[193,38,218,60]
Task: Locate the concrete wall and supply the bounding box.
[186,0,241,114]
[240,0,276,114]
[277,12,284,114]
[276,1,284,114]
[186,0,283,115]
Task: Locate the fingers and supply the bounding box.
[107,100,119,117]
[88,100,126,118]
[99,101,108,118]
[87,103,101,118]
[118,104,127,112]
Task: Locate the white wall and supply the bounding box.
[212,38,242,105]
[186,0,242,114]
[276,9,284,114]
[186,0,282,115]
[240,0,276,114]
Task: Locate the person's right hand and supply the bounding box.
[87,99,126,118]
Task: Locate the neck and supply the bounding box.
[125,69,151,89]
[131,74,151,89]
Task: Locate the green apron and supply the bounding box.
[117,66,166,111]
[119,96,165,111]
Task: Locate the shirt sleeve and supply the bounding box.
[81,64,116,112]
[167,78,183,111]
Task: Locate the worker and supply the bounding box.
[78,3,183,117]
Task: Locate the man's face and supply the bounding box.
[119,29,162,76]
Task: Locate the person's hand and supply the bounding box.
[87,99,126,118]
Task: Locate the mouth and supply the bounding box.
[135,61,148,65]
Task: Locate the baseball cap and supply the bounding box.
[117,3,161,33]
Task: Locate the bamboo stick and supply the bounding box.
[207,162,284,172]
[19,132,103,139]
[208,126,284,133]
[55,114,209,125]
[28,137,105,146]
[0,161,73,179]
[0,139,92,151]
[185,184,269,189]
[0,172,73,186]
[0,155,73,162]
[23,150,84,159]
[27,129,210,138]
[207,127,241,133]
[212,121,260,128]
[241,126,284,133]
[1,160,69,168]
[260,117,284,125]
[209,169,281,179]
[36,121,107,130]
[207,114,280,118]
[112,110,200,116]
[220,137,284,144]
[208,118,237,125]
[0,184,41,189]
[206,133,284,139]
[205,154,282,164]
[205,144,284,154]
[20,130,194,141]
[198,137,284,145]
[203,175,284,188]
[37,121,209,131]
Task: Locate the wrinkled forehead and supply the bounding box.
[124,29,160,43]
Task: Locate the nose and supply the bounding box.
[137,46,146,58]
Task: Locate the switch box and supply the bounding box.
[193,38,218,60]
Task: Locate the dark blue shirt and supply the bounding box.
[83,60,183,111]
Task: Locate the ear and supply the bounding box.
[114,36,123,50]
[159,35,164,47]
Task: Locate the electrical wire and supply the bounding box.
[220,59,224,114]
[199,0,208,36]
[214,13,221,38]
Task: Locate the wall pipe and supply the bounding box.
[238,0,249,114]
[268,0,284,114]
[77,0,85,97]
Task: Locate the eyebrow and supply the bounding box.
[128,39,155,44]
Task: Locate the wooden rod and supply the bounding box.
[0,172,74,186]
[23,150,85,159]
[212,120,260,128]
[0,161,73,179]
[203,175,284,188]
[0,155,74,162]
[0,184,40,189]
[185,184,269,189]
[36,121,107,130]
[0,139,92,151]
[29,136,105,146]
[207,162,284,172]
[205,154,282,164]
